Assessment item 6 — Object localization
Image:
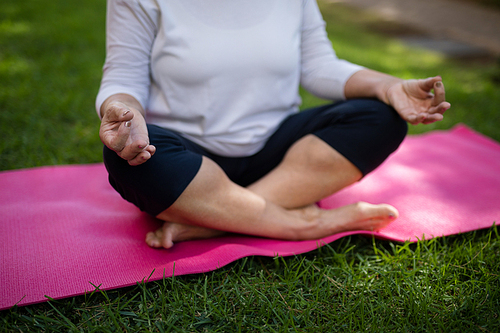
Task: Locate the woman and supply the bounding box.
[97,0,450,249]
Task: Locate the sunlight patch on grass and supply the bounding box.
[0,55,32,75]
[374,46,445,75]
[0,20,31,36]
[0,19,30,35]
[385,41,445,67]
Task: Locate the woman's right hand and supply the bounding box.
[99,99,156,166]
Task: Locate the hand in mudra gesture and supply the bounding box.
[99,100,156,166]
[387,76,451,125]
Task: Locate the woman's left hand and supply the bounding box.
[386,76,451,125]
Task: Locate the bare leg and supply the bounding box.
[146,135,397,248]
[146,222,226,249]
[247,134,362,208]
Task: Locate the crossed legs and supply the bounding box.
[99,100,407,248]
[146,134,398,248]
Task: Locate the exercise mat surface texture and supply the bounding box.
[1,125,498,310]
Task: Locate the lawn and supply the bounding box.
[1,0,499,331]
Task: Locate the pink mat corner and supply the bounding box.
[1,124,499,310]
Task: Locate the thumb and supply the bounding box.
[419,76,442,93]
[112,119,133,152]
[100,109,134,152]
[102,102,134,123]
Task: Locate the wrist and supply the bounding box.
[378,78,404,106]
[344,69,403,104]
[100,94,145,119]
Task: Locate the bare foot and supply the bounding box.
[316,201,398,234]
[146,222,226,249]
[145,201,397,249]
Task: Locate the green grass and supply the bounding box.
[306,2,500,140]
[0,0,105,170]
[1,0,500,331]
[3,231,499,332]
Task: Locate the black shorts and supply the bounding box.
[103,99,407,216]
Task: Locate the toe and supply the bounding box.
[352,202,399,231]
[145,231,162,248]
[380,204,399,219]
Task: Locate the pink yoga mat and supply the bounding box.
[0,125,499,310]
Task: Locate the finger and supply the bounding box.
[418,76,442,93]
[406,112,427,125]
[146,144,156,156]
[422,113,444,124]
[428,101,451,115]
[119,140,150,160]
[432,81,446,107]
[401,79,432,100]
[406,114,418,125]
[104,117,135,152]
[103,102,134,123]
[128,150,152,166]
[120,110,134,123]
[421,102,450,124]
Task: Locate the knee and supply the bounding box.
[346,99,407,151]
[357,100,408,173]
[102,145,203,217]
[314,99,408,176]
[368,100,408,143]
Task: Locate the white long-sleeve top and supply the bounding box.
[96,0,364,157]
